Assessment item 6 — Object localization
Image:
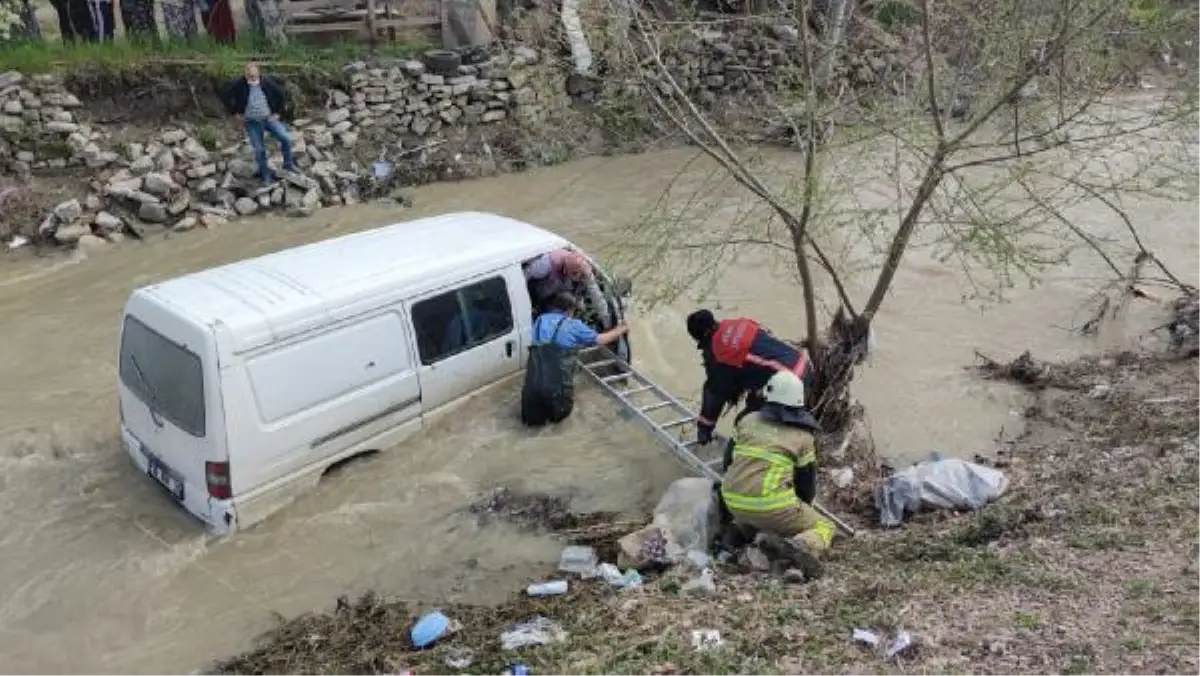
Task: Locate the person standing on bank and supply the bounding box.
[222,62,299,185]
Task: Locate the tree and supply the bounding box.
[600,0,1198,433]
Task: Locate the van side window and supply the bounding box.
[412,276,514,365]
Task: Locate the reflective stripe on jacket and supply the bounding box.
[719,413,816,513]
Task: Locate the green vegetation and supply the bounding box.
[0,36,427,76]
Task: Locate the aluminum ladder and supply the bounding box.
[578,347,857,537]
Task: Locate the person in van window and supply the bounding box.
[521,293,629,427]
[524,250,613,328]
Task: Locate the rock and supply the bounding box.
[44,120,78,133]
[53,199,83,223]
[51,110,73,123]
[830,467,855,489]
[420,73,445,86]
[126,142,145,161]
[0,115,23,133]
[512,45,540,65]
[194,178,218,196]
[138,202,168,223]
[782,568,807,584]
[167,192,190,216]
[339,132,358,147]
[313,131,334,149]
[53,222,90,244]
[105,231,125,244]
[326,108,351,125]
[180,138,210,162]
[142,172,178,197]
[15,150,33,162]
[2,100,21,115]
[93,211,123,232]
[411,116,431,135]
[155,150,176,172]
[330,119,353,134]
[129,155,155,176]
[188,163,218,179]
[482,109,507,123]
[331,90,350,107]
[234,197,258,215]
[200,213,227,228]
[161,129,188,145]
[76,233,109,253]
[172,216,198,232]
[228,158,257,179]
[0,71,24,89]
[740,546,771,572]
[84,194,102,211]
[128,190,160,205]
[1089,383,1112,399]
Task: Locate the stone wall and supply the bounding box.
[0,46,576,251]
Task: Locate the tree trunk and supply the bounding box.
[256,0,287,45]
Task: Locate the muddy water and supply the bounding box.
[0,144,1195,673]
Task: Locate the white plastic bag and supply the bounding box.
[876,454,1009,527]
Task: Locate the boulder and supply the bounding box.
[161,129,188,145]
[52,199,83,223]
[93,211,123,232]
[325,108,351,125]
[53,222,90,244]
[200,213,228,228]
[142,172,178,197]
[76,233,109,253]
[234,197,258,215]
[228,158,257,179]
[129,155,155,176]
[172,216,198,232]
[138,202,168,223]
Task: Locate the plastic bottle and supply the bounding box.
[525,580,568,596]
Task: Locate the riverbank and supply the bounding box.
[215,315,1199,675]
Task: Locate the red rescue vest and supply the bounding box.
[711,318,759,367]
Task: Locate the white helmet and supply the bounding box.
[763,370,806,408]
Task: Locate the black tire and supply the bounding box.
[423,49,462,76]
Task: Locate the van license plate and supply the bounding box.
[146,455,185,502]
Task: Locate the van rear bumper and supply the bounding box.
[120,425,236,536]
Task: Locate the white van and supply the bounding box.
[116,212,632,534]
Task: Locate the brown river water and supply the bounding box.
[0,142,1195,673]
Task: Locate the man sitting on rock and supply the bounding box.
[222,62,299,185]
[718,370,833,581]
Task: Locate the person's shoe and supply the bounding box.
[758,532,824,581]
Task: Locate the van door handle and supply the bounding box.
[505,340,514,358]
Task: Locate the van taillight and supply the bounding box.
[206,461,231,500]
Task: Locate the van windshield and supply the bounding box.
[118,316,206,438]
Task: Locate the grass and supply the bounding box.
[0,35,427,76]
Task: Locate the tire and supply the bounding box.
[423,49,462,76]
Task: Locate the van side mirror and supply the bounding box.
[611,276,633,299]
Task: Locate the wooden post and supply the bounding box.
[366,0,377,52]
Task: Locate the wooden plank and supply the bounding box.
[291,9,371,21]
[286,14,439,29]
[286,20,367,32]
[284,0,362,15]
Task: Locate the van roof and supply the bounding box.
[134,211,569,353]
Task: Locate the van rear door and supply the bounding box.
[117,298,227,530]
[408,271,527,411]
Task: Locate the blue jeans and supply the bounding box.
[244,117,297,182]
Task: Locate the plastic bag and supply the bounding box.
[876,454,1009,527]
[618,478,719,568]
[500,617,567,651]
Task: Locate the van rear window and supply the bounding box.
[118,316,206,438]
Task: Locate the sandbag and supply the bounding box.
[618,478,719,568]
[875,454,1010,527]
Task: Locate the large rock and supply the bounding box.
[142,172,178,197]
[172,216,198,232]
[93,211,123,232]
[129,155,155,176]
[200,213,227,228]
[53,199,83,223]
[326,108,351,125]
[228,158,257,179]
[234,197,258,215]
[161,129,188,145]
[138,202,168,223]
[44,120,78,133]
[53,222,91,244]
[76,234,109,254]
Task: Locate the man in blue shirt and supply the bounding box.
[521,293,629,426]
[533,293,628,348]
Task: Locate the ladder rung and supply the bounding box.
[601,373,632,383]
[639,401,672,413]
[621,385,652,396]
[662,417,692,429]
[586,359,616,370]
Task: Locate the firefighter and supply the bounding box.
[719,370,833,580]
[686,309,816,445]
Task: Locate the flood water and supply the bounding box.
[0,135,1195,672]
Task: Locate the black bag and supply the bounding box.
[520,315,579,426]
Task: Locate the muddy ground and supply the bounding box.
[214,325,1199,675]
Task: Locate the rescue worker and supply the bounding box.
[524,249,613,328]
[719,370,833,580]
[686,309,816,445]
